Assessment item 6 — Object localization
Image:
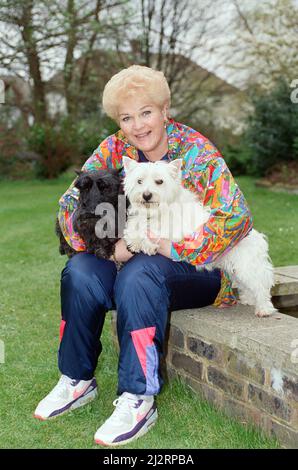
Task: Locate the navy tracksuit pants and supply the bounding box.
[58,252,221,396]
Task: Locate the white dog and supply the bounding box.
[122,157,277,317]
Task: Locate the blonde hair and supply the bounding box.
[102,65,171,122]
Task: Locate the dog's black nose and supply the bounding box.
[142,192,152,202]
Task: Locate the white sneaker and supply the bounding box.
[34,375,98,420]
[94,392,157,446]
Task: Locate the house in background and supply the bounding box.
[0,50,251,141]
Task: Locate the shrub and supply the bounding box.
[0,122,34,180]
[245,78,298,176]
[222,140,253,176]
[26,118,80,179]
[75,113,119,166]
[294,136,298,158]
[222,79,298,177]
[27,113,120,178]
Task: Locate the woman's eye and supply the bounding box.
[122,116,130,122]
[155,179,163,185]
[137,179,143,184]
[143,110,151,116]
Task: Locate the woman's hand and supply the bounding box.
[110,238,134,263]
[147,230,172,259]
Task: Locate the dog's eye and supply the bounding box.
[137,179,143,184]
[97,181,107,191]
[155,179,163,185]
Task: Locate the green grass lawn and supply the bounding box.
[0,174,297,449]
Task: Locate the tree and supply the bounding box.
[0,0,129,123]
[229,0,298,90]
[0,0,48,123]
[0,0,249,179]
[110,0,236,125]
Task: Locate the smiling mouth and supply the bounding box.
[136,131,151,138]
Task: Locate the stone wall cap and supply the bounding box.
[171,306,298,375]
[271,266,298,295]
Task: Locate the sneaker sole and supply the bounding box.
[94,409,158,447]
[34,387,98,421]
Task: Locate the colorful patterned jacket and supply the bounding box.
[58,119,253,307]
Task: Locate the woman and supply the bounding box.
[34,65,253,446]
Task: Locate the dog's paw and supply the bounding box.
[255,310,271,318]
[125,237,143,253]
[255,302,277,318]
[127,244,141,254]
[239,294,254,306]
[141,238,158,256]
[142,245,158,255]
[255,307,277,318]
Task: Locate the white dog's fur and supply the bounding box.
[122,157,277,317]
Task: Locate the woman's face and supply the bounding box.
[118,95,168,155]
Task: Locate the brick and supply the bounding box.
[169,325,185,349]
[248,384,293,423]
[273,293,298,308]
[282,376,298,403]
[166,365,178,381]
[184,375,223,409]
[187,336,219,361]
[226,350,265,385]
[291,408,298,428]
[159,354,169,384]
[171,350,203,380]
[221,396,263,427]
[207,366,244,399]
[265,418,298,449]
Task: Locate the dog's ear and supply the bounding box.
[74,174,92,191]
[74,169,83,176]
[122,156,138,173]
[168,158,183,178]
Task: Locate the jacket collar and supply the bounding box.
[115,118,182,161]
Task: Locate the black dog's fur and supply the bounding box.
[56,168,126,260]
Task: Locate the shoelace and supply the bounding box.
[109,393,141,423]
[47,375,73,399]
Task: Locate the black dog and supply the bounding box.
[56,168,127,261]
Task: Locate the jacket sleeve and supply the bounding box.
[57,143,109,252]
[170,156,253,266]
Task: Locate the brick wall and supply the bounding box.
[167,324,298,448]
[110,305,298,448]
